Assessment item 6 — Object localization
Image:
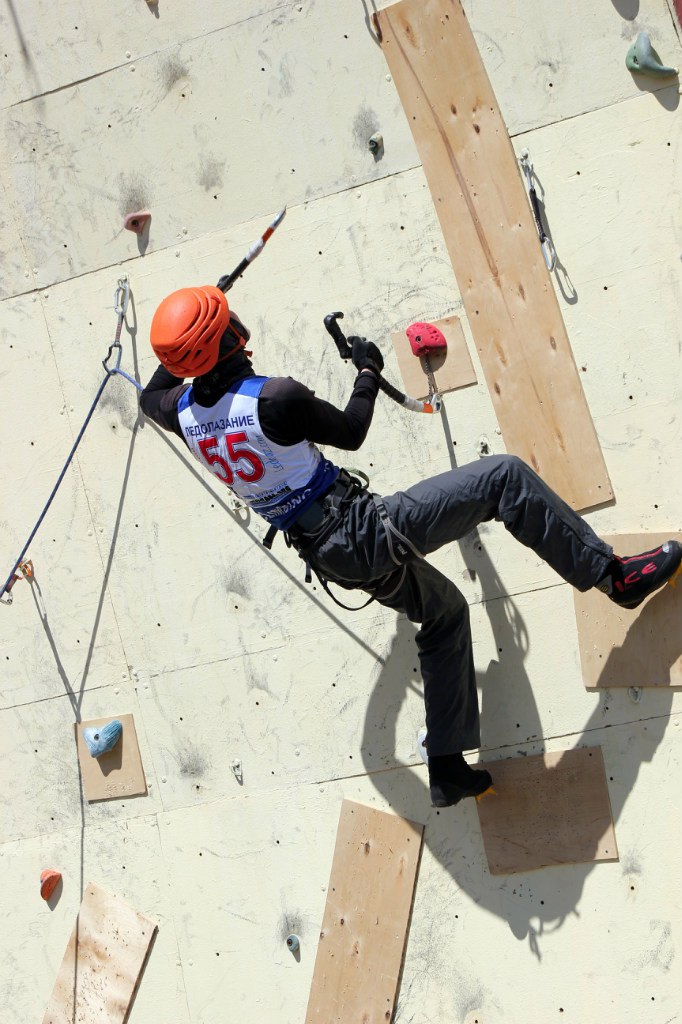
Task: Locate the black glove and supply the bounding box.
[350,336,384,376]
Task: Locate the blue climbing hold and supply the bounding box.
[83,719,123,758]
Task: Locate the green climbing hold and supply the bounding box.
[626,32,678,78]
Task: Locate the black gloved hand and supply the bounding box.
[350,336,384,376]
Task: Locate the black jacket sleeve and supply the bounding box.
[258,371,380,450]
[139,365,189,436]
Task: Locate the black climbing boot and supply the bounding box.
[596,540,682,610]
[428,752,493,808]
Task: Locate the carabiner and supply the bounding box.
[114,276,130,318]
[541,236,557,273]
[519,149,556,272]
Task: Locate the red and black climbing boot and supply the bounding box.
[597,540,682,610]
[428,752,493,808]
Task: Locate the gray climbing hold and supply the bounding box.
[626,32,678,78]
[83,719,123,758]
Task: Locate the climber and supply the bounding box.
[140,285,682,809]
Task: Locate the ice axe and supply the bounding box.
[405,322,448,405]
[216,207,287,293]
[324,312,440,414]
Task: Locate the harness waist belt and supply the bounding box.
[293,476,351,532]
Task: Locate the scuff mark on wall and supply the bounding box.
[117,172,151,218]
[277,54,295,98]
[624,919,675,972]
[177,741,208,779]
[160,55,190,93]
[352,103,381,150]
[197,156,226,192]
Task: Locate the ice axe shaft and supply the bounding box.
[217,207,287,293]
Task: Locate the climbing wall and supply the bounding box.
[1,1,681,1022]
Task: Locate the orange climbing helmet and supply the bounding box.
[150,285,232,377]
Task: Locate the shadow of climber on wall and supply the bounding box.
[360,537,675,957]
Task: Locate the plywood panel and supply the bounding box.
[43,881,157,1024]
[75,714,147,802]
[377,0,612,512]
[476,748,617,875]
[305,800,423,1024]
[391,315,477,400]
[574,532,682,689]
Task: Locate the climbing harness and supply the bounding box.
[267,471,426,612]
[324,312,441,414]
[372,496,425,565]
[519,149,556,273]
[0,276,139,605]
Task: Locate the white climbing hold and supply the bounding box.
[83,719,123,758]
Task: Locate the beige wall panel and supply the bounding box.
[2,0,677,130]
[0,297,130,710]
[0,816,189,1024]
[0,0,286,107]
[1,0,421,292]
[0,167,31,298]
[0,682,160,842]
[507,90,682,534]
[156,716,681,1023]
[563,275,681,532]
[514,89,682,289]
[461,0,681,133]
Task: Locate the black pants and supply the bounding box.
[304,455,613,756]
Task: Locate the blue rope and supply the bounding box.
[0,278,140,601]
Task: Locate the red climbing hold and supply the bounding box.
[406,322,447,358]
[40,869,62,901]
[124,211,151,235]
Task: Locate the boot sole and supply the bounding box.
[430,773,493,808]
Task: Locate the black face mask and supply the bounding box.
[193,347,255,404]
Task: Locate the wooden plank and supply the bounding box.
[75,714,147,802]
[391,314,477,400]
[305,800,424,1024]
[43,881,158,1024]
[377,0,613,512]
[574,532,682,689]
[476,748,618,875]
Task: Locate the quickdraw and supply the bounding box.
[519,148,556,273]
[0,560,34,606]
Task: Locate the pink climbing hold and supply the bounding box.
[124,210,151,235]
[406,321,448,358]
[40,869,62,901]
